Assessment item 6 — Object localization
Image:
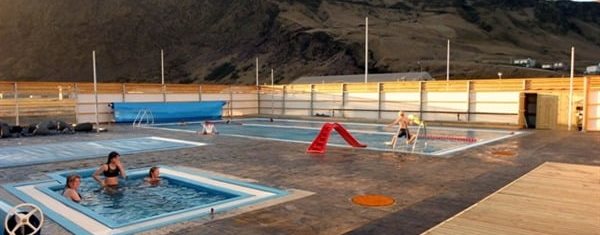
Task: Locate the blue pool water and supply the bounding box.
[0,206,6,233]
[52,175,238,225]
[151,118,520,155]
[0,136,206,168]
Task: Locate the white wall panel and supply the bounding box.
[124,94,163,102]
[284,101,310,109]
[383,92,420,101]
[201,94,229,100]
[166,94,199,102]
[78,94,123,103]
[233,94,257,101]
[346,92,378,101]
[284,93,310,101]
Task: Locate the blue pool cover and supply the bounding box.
[111,101,226,123]
[0,137,206,168]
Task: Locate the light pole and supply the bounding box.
[446,39,450,81]
[364,17,368,83]
[497,72,503,80]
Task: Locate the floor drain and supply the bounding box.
[352,195,395,207]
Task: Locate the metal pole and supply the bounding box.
[341,83,347,118]
[310,84,315,116]
[14,82,19,126]
[568,47,574,131]
[466,80,472,122]
[161,49,165,85]
[377,83,383,120]
[365,17,368,84]
[583,76,589,132]
[198,85,202,101]
[446,39,450,81]
[271,69,274,116]
[161,49,166,102]
[282,85,288,116]
[93,50,99,133]
[121,84,126,102]
[419,81,424,121]
[255,57,259,87]
[229,86,233,118]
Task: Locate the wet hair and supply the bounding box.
[107,151,120,164]
[149,166,159,178]
[65,175,81,189]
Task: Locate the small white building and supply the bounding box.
[585,64,600,74]
[542,62,567,70]
[513,58,537,68]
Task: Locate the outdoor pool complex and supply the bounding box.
[4,166,288,235]
[150,118,523,156]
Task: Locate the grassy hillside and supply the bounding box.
[0,0,598,84]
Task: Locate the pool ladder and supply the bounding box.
[410,123,428,153]
[133,109,155,127]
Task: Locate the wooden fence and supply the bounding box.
[1,76,598,131]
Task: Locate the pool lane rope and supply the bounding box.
[352,195,395,207]
[418,134,477,143]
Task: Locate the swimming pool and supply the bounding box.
[149,118,524,156]
[4,166,291,234]
[0,136,207,168]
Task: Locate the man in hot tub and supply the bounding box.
[93,151,127,187]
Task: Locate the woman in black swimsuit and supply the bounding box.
[93,151,127,187]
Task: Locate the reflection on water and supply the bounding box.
[54,176,236,225]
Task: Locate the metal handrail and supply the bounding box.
[133,109,154,127]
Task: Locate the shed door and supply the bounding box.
[536,94,558,129]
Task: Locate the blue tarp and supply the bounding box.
[110,101,226,123]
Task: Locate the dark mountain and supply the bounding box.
[0,0,598,84]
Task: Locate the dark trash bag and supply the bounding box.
[0,122,10,138]
[74,123,93,132]
[27,124,37,134]
[10,125,23,134]
[56,120,74,134]
[33,120,57,135]
[4,212,41,235]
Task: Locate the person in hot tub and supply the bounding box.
[63,174,82,202]
[93,151,127,187]
[145,166,161,184]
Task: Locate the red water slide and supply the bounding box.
[306,123,367,154]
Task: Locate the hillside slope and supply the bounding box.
[0,0,598,84]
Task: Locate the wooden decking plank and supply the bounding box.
[423,162,600,235]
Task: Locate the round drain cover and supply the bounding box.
[352,194,395,207]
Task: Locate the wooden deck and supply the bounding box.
[423,162,600,235]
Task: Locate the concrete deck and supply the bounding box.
[0,121,599,235]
